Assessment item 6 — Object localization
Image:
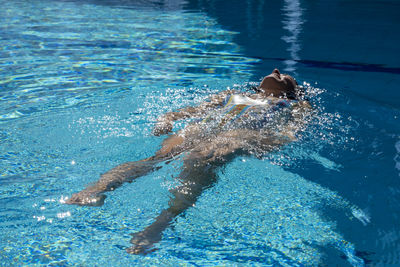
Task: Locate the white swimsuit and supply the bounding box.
[201,94,295,131]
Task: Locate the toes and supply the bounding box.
[127,232,157,255]
[126,243,156,255]
[126,245,145,255]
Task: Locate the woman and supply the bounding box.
[66,69,312,254]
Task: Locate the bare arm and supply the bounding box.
[153,90,234,136]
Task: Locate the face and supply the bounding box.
[258,69,297,98]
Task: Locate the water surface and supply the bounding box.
[1,0,400,266]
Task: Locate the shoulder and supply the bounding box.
[207,89,238,105]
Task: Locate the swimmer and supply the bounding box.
[66,69,312,254]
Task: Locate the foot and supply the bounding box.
[65,190,106,207]
[126,232,158,255]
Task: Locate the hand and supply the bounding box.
[153,120,173,136]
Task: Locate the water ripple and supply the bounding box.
[0,0,258,122]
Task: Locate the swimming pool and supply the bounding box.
[1,0,399,265]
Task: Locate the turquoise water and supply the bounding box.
[1,0,399,266]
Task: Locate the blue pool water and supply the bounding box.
[1,0,399,265]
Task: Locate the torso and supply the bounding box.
[179,93,296,141]
[202,94,295,131]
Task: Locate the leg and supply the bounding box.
[127,135,243,254]
[126,128,297,253]
[66,134,186,206]
[65,159,160,206]
[127,157,218,254]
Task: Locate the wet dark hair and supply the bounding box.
[248,74,300,100]
[284,75,297,92]
[283,75,308,100]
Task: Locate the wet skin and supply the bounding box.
[66,69,311,254]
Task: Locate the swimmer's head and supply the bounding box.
[258,69,298,99]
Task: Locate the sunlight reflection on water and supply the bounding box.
[0,0,371,266]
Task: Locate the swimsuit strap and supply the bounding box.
[219,104,250,127]
[201,94,235,124]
